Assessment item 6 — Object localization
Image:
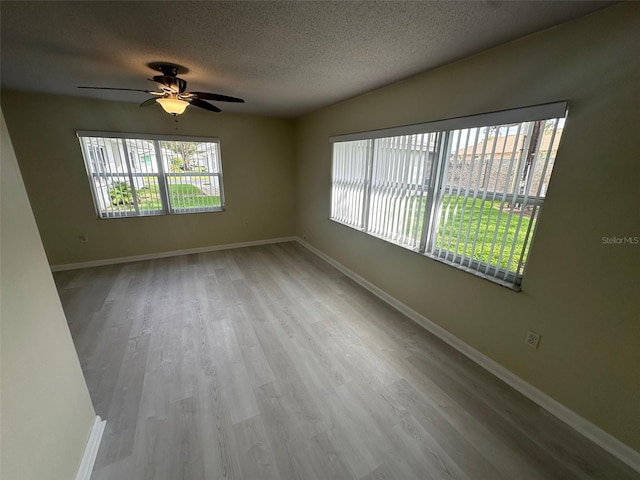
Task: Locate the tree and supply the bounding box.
[162,141,198,171]
[519,120,543,196]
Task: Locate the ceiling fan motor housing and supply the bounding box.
[156,64,180,77]
[153,75,187,93]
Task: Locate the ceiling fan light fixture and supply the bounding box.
[78,64,244,115]
[157,97,189,115]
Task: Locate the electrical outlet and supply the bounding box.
[525,330,541,349]
[78,234,89,243]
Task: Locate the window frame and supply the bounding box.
[77,131,225,218]
[329,102,567,290]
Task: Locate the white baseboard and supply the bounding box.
[75,416,106,480]
[295,237,640,473]
[51,236,297,272]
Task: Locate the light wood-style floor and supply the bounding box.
[55,242,638,480]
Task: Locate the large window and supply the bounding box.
[330,102,567,289]
[77,132,224,218]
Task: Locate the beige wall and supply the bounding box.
[1,92,296,266]
[1,109,96,479]
[296,4,640,451]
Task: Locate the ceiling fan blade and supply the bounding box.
[139,98,158,107]
[78,86,151,93]
[190,98,222,113]
[192,92,245,103]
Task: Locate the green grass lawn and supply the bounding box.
[406,194,535,273]
[166,183,221,209]
[106,182,220,213]
[437,195,534,273]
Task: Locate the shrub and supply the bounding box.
[169,157,185,173]
[109,181,133,205]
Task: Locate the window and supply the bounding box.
[77,132,224,218]
[330,102,567,290]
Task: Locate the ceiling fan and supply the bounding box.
[78,63,244,115]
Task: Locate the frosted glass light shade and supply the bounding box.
[157,97,189,115]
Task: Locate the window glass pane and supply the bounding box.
[527,118,564,197]
[133,176,163,214]
[159,140,223,213]
[101,176,136,217]
[431,119,562,282]
[368,134,435,249]
[123,138,163,215]
[80,136,136,217]
[434,124,526,270]
[166,174,222,212]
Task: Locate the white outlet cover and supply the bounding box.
[526,330,541,349]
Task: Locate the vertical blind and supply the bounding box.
[330,102,567,289]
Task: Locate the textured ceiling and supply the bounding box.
[1,1,612,117]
